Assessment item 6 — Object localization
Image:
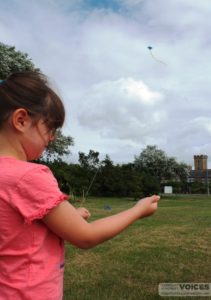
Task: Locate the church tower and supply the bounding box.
[194,155,208,170]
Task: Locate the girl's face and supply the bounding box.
[21,118,55,161]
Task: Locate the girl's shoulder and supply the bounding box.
[0,156,52,184]
[0,155,48,169]
[0,156,66,225]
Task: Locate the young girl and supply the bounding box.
[0,71,160,300]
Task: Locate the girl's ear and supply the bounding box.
[11,109,32,133]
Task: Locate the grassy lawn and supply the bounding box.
[63,196,211,300]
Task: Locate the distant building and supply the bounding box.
[188,155,211,183]
[194,155,208,170]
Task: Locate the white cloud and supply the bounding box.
[78,78,165,142]
[123,78,163,104]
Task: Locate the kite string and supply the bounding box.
[85,166,100,198]
[80,165,101,206]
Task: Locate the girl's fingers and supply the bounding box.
[151,195,160,203]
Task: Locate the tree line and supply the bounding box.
[39,145,192,198]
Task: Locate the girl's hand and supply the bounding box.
[77,207,91,220]
[135,195,160,218]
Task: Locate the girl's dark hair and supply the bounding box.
[0,71,65,130]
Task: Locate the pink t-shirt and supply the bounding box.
[0,157,68,300]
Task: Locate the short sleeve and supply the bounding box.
[13,165,69,224]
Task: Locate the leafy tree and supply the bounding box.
[141,173,160,196]
[96,155,116,197]
[77,150,100,197]
[42,129,74,162]
[119,163,143,199]
[0,42,37,78]
[67,164,90,197]
[134,145,189,183]
[134,145,168,181]
[78,150,100,170]
[95,159,143,198]
[101,154,113,168]
[188,181,207,194]
[173,162,190,183]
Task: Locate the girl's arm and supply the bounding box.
[43,195,160,249]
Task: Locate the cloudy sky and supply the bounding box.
[1,0,211,167]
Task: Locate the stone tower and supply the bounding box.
[194,155,208,170]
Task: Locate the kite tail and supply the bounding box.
[149,50,167,66]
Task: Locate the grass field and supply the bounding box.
[63,196,211,300]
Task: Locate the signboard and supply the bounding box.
[164,186,173,194]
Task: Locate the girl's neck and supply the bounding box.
[0,132,27,161]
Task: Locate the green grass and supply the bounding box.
[63,196,211,300]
